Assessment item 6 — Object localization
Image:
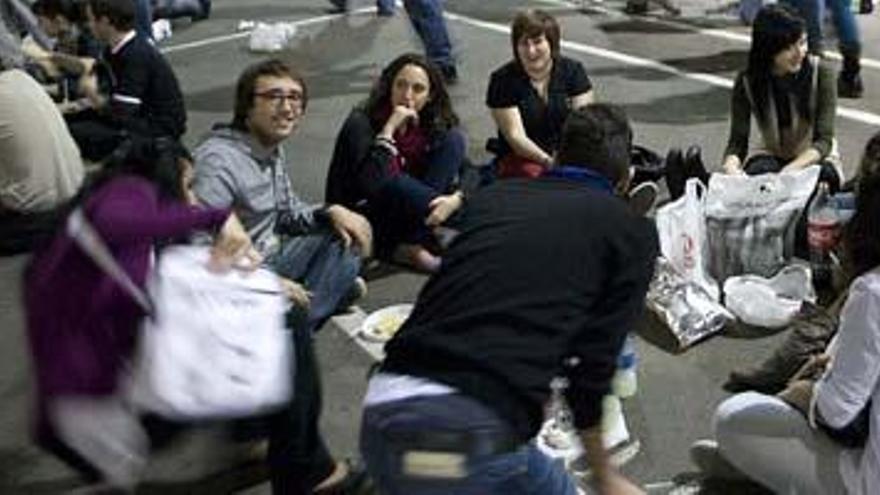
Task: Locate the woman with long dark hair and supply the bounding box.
[721,4,841,190]
[691,132,880,494]
[325,52,466,272]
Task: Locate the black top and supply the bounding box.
[324,108,440,208]
[106,35,186,138]
[485,57,592,157]
[381,177,658,442]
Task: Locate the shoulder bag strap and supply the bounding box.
[66,208,153,313]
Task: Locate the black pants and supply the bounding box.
[66,112,126,163]
[0,208,60,256]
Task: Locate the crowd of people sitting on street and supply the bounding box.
[1,0,878,493]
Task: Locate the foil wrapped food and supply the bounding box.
[647,258,733,348]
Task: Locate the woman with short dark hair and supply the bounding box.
[486,9,594,179]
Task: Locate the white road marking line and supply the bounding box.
[157,4,880,127]
[537,0,880,70]
[161,7,375,54]
[444,9,880,126]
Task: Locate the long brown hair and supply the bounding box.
[363,53,459,137]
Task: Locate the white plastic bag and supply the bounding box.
[705,166,820,282]
[248,22,297,52]
[151,19,172,42]
[655,178,719,300]
[723,264,816,328]
[130,246,293,420]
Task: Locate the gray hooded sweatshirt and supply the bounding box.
[193,125,325,257]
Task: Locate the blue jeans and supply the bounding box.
[369,129,464,256]
[402,0,455,69]
[781,0,860,53]
[133,0,153,40]
[266,231,360,333]
[360,393,579,495]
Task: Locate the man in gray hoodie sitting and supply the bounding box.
[193,57,371,334]
[192,58,372,493]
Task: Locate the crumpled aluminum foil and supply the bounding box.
[647,258,733,348]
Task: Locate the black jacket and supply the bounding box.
[382,177,659,441]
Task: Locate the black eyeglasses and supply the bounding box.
[254,90,304,107]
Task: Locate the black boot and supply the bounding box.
[684,145,710,185]
[624,0,649,14]
[838,46,864,99]
[860,0,874,14]
[663,148,686,201]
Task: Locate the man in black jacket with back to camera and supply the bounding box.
[359,103,658,495]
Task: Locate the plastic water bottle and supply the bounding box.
[612,334,638,399]
[548,377,574,432]
[807,183,841,292]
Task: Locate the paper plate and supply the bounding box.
[360,304,414,343]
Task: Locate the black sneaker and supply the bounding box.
[664,148,686,201]
[439,64,458,85]
[838,72,864,99]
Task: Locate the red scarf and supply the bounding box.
[378,106,430,177]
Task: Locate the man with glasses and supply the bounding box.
[193,58,372,493]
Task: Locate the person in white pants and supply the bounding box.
[691,132,880,495]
